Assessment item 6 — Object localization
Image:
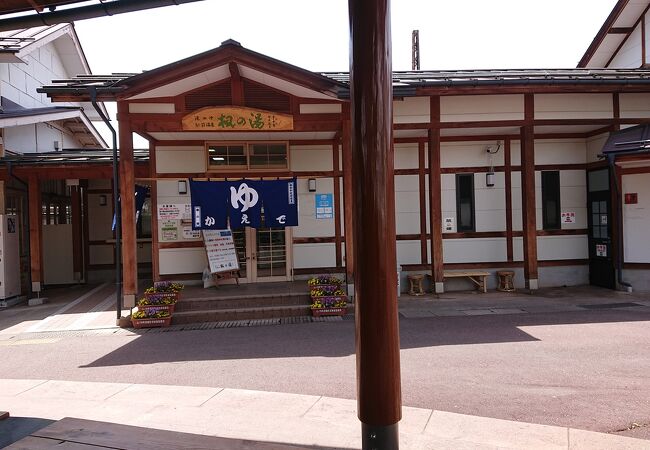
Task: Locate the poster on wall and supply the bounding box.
[315,193,333,219]
[183,227,201,239]
[158,204,191,221]
[203,229,240,274]
[443,217,455,232]
[561,212,576,224]
[161,220,178,241]
[596,244,607,257]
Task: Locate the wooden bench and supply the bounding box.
[443,270,490,293]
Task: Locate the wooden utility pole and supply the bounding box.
[349,0,401,448]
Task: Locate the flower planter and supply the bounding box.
[131,317,172,329]
[137,304,175,314]
[311,307,347,317]
[144,291,179,303]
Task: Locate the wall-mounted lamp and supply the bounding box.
[178,180,188,195]
[486,171,495,187]
[485,141,500,188]
[308,178,317,192]
[99,194,107,206]
[53,140,60,151]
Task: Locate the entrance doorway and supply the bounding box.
[232,227,291,283]
[587,169,616,289]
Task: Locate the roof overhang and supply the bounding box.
[578,0,650,68]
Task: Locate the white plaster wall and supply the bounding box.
[290,145,332,171]
[159,248,206,275]
[441,174,457,232]
[156,146,206,173]
[156,179,194,244]
[293,243,336,268]
[394,143,419,169]
[395,175,420,235]
[88,193,114,241]
[441,95,524,122]
[534,94,613,120]
[537,235,589,260]
[559,170,588,229]
[89,245,114,265]
[129,103,175,114]
[441,141,505,168]
[623,173,650,263]
[619,93,650,119]
[397,240,421,266]
[443,238,508,263]
[394,97,430,123]
[3,122,81,153]
[534,140,587,165]
[43,224,74,284]
[299,103,342,114]
[293,177,335,238]
[609,24,643,68]
[586,133,609,163]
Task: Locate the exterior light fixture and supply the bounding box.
[99,194,107,206]
[178,180,188,195]
[308,178,317,192]
[486,171,495,187]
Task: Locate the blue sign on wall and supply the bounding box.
[315,193,333,219]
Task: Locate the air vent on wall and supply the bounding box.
[243,80,291,113]
[184,82,232,111]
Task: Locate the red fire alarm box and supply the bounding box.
[625,193,638,204]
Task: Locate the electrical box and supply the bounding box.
[0,215,21,300]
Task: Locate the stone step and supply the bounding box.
[174,293,311,312]
[171,305,313,324]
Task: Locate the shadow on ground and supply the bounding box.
[0,416,55,448]
[81,308,650,368]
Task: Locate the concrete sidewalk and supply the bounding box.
[1,379,649,449]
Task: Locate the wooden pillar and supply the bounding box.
[81,180,90,282]
[118,102,137,307]
[349,0,401,447]
[333,140,343,268]
[28,175,42,294]
[504,138,514,262]
[428,96,444,293]
[71,186,83,281]
[418,141,427,264]
[149,139,160,282]
[342,117,354,282]
[521,94,538,290]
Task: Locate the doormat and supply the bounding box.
[578,302,643,309]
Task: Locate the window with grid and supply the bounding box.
[541,171,561,230]
[207,142,288,170]
[456,174,475,232]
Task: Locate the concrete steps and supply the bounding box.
[172,304,314,324]
[174,293,311,313]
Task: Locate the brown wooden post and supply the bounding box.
[521,94,539,290]
[418,141,428,264]
[28,175,43,294]
[71,185,83,281]
[504,138,514,262]
[342,117,354,282]
[149,139,160,282]
[118,102,138,307]
[81,180,90,282]
[349,0,401,447]
[333,140,343,268]
[428,96,444,293]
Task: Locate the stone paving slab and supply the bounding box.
[2,379,649,450]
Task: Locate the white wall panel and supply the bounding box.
[129,103,175,114]
[394,97,430,123]
[609,25,643,68]
[534,140,586,165]
[293,243,336,268]
[395,144,419,169]
[88,193,114,241]
[156,146,205,173]
[43,224,74,284]
[159,248,206,275]
[290,145,332,171]
[623,173,650,263]
[443,238,508,263]
[586,134,609,162]
[299,103,342,114]
[537,235,588,260]
[534,94,613,119]
[620,93,650,119]
[397,241,421,265]
[293,178,335,237]
[441,141,505,168]
[441,94,523,122]
[89,244,114,265]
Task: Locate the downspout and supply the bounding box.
[7,162,32,297]
[88,87,122,319]
[607,154,633,292]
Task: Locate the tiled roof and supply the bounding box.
[0,149,149,165]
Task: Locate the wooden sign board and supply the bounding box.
[203,229,240,274]
[182,106,294,131]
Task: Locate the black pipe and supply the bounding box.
[0,0,205,32]
[89,88,122,320]
[607,154,633,293]
[7,162,33,298]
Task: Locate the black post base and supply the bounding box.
[362,422,399,450]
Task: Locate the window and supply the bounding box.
[207,142,288,170]
[541,171,561,230]
[456,174,475,232]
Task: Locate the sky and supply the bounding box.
[71,0,619,145]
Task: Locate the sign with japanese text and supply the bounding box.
[158,204,191,221]
[561,211,576,224]
[596,244,607,257]
[161,220,178,241]
[182,106,294,131]
[203,229,240,274]
[315,193,333,219]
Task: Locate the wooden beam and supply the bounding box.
[521,94,539,289]
[28,175,42,293]
[429,97,444,293]
[333,140,342,267]
[417,141,427,264]
[342,117,354,281]
[349,0,401,444]
[229,62,244,106]
[71,186,83,281]
[118,102,138,308]
[504,138,513,262]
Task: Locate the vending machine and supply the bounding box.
[0,215,21,301]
